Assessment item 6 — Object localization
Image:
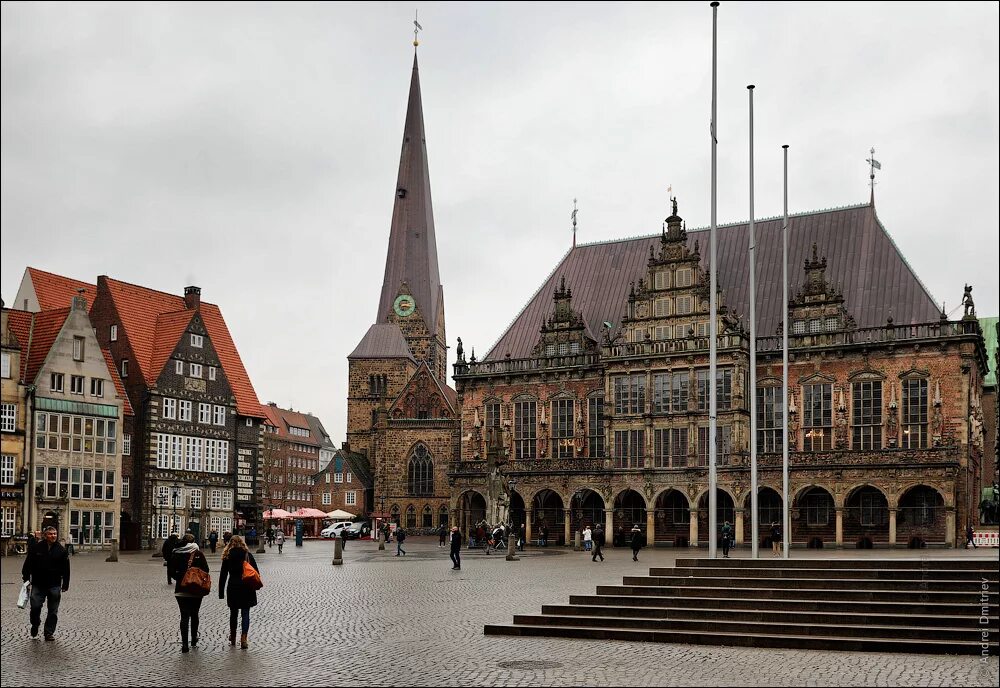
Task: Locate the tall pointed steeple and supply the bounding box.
[377,53,442,336]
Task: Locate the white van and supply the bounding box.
[321,521,353,538]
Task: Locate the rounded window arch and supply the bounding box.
[406,505,417,529]
[407,443,434,496]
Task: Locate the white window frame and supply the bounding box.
[178,400,192,422]
[122,475,129,499]
[110,324,118,342]
[345,491,357,506]
[121,359,128,378]
[1,506,16,537]
[322,492,331,505]
[1,404,16,433]
[198,403,211,424]
[210,489,223,510]
[90,378,104,397]
[1,352,10,379]
[334,472,343,483]
[222,490,233,510]
[346,472,352,483]
[123,434,131,455]
[213,405,226,426]
[0,454,15,485]
[190,334,203,348]
[51,373,64,393]
[208,366,216,381]
[72,336,84,361]
[190,363,202,378]
[175,360,183,375]
[245,418,253,427]
[162,398,176,420]
[189,488,202,510]
[70,375,84,395]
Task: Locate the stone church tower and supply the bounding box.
[347,52,458,531]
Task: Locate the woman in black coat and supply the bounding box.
[218,534,260,649]
[630,525,644,562]
[168,533,210,653]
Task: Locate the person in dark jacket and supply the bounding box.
[449,525,462,570]
[630,524,644,562]
[395,526,406,556]
[438,523,447,547]
[721,521,733,558]
[21,526,70,640]
[208,530,219,554]
[168,533,210,653]
[219,534,260,649]
[162,533,180,583]
[517,523,526,552]
[591,524,605,562]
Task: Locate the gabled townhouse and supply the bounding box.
[313,446,373,521]
[1,301,29,549]
[2,294,131,550]
[14,268,266,547]
[260,403,326,518]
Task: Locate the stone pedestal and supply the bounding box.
[105,539,119,563]
[332,537,343,565]
[574,530,582,551]
[505,528,519,561]
[378,531,385,551]
[835,507,844,547]
[888,508,897,547]
[689,509,699,547]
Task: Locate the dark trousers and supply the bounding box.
[176,596,204,646]
[722,537,731,557]
[229,606,251,635]
[632,547,640,561]
[396,541,406,555]
[29,586,61,636]
[450,549,461,568]
[591,542,604,561]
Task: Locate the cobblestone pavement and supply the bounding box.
[1,541,997,687]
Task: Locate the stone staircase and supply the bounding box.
[485,558,999,654]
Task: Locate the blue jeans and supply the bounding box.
[230,607,251,634]
[396,541,405,555]
[30,586,61,636]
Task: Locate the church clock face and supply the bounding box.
[393,294,415,317]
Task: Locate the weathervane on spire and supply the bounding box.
[413,10,423,47]
[571,198,579,248]
[866,147,881,203]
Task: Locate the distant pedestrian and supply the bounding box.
[223,531,233,546]
[382,523,392,544]
[247,526,257,548]
[266,527,275,547]
[616,525,625,548]
[208,530,219,554]
[395,526,407,556]
[721,521,733,558]
[539,524,549,547]
[438,524,447,547]
[630,524,644,562]
[162,533,180,583]
[275,530,285,554]
[168,533,209,653]
[770,523,782,557]
[517,523,526,552]
[61,538,75,556]
[340,528,348,550]
[219,535,260,649]
[583,525,593,552]
[965,524,977,549]
[449,526,462,570]
[22,526,70,641]
[591,524,605,562]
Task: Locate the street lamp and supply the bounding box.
[377,495,386,550]
[506,478,519,561]
[171,485,181,536]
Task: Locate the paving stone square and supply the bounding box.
[1,540,997,687]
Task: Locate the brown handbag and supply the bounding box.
[178,551,212,596]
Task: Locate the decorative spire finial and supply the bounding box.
[571,198,578,248]
[866,147,881,205]
[413,10,423,48]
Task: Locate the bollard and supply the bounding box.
[105,538,119,563]
[505,528,520,562]
[378,531,385,551]
[574,530,582,552]
[332,536,343,565]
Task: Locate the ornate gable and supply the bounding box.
[389,362,454,420]
[785,243,857,335]
[530,276,597,358]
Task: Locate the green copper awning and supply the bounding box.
[35,397,120,418]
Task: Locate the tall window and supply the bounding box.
[653,428,686,468]
[1,352,10,379]
[513,400,536,459]
[653,373,670,413]
[697,425,732,466]
[422,505,433,528]
[485,401,501,435]
[588,396,604,457]
[802,383,832,451]
[0,455,14,485]
[70,375,84,395]
[407,444,434,495]
[671,372,689,413]
[613,375,645,414]
[756,387,784,453]
[1,404,16,432]
[178,400,192,422]
[551,399,574,458]
[50,373,64,393]
[852,380,882,450]
[90,378,104,397]
[613,429,644,468]
[901,379,928,449]
[73,336,84,361]
[696,368,733,411]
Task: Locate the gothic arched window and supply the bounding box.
[407,444,434,496]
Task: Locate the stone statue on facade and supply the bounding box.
[456,337,464,361]
[962,284,976,318]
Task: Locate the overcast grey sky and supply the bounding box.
[3,2,998,440]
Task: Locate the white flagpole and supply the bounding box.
[748,84,758,559]
[782,144,790,559]
[708,0,720,560]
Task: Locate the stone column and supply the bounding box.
[525,510,533,546]
[835,507,844,548]
[734,508,745,546]
[563,510,571,547]
[945,507,956,547]
[605,509,614,547]
[689,508,699,547]
[888,508,897,548]
[646,509,655,547]
[332,537,343,565]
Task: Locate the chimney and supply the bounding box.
[72,288,88,312]
[184,286,201,310]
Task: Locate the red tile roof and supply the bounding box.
[5,309,35,382]
[101,346,134,417]
[24,309,70,386]
[97,277,264,418]
[26,267,97,311]
[485,203,942,360]
[262,403,325,446]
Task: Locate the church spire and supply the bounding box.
[376,52,442,335]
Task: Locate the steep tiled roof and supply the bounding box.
[6,309,35,382]
[485,203,942,360]
[101,346,134,417]
[348,323,415,360]
[26,267,97,311]
[100,277,264,418]
[148,310,195,383]
[376,54,442,333]
[261,404,287,438]
[24,308,70,385]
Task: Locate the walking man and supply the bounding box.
[22,526,70,641]
[770,523,782,557]
[591,524,605,562]
[275,529,285,554]
[965,523,977,549]
[721,521,733,559]
[517,523,526,551]
[395,525,407,556]
[630,524,644,562]
[449,526,462,570]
